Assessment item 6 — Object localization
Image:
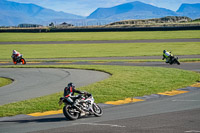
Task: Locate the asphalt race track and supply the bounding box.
[0,68,110,105]
[1,87,200,133]
[0,39,200,133]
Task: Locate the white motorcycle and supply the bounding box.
[59,93,103,120]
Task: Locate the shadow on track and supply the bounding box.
[2,117,69,123]
[1,115,95,123]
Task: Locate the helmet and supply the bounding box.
[13,50,17,54]
[163,50,166,53]
[68,82,74,87]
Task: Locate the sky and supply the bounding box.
[7,0,200,16]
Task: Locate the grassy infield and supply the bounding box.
[0,77,12,87]
[0,30,200,42]
[1,42,200,59]
[0,31,200,117]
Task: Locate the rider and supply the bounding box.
[11,50,22,62]
[162,50,173,63]
[63,82,87,107]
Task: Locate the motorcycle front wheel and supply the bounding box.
[13,61,17,65]
[63,105,79,120]
[12,59,17,65]
[92,104,103,117]
[175,59,180,65]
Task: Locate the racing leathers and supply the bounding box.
[11,50,22,62]
[63,84,85,106]
[162,50,172,63]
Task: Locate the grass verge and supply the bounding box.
[0,65,199,117]
[0,42,200,59]
[0,77,12,87]
[0,30,200,42]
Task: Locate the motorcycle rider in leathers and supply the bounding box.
[63,82,88,106]
[162,50,172,63]
[11,50,22,63]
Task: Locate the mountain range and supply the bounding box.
[0,0,200,26]
[87,1,200,21]
[176,3,200,19]
[0,0,84,26]
[87,1,177,20]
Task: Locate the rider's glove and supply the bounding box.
[58,97,64,106]
[84,92,88,95]
[60,97,64,100]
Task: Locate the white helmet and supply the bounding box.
[13,50,17,54]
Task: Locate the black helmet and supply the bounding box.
[68,82,74,87]
[163,50,166,53]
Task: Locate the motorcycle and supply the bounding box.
[12,55,26,65]
[168,55,180,65]
[163,54,180,65]
[59,93,103,120]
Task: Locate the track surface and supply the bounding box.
[1,90,200,133]
[0,39,200,133]
[0,68,110,105]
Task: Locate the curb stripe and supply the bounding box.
[27,82,199,117]
[92,61,108,64]
[28,109,62,117]
[27,62,41,64]
[158,90,189,96]
[105,98,144,105]
[191,83,200,87]
[0,62,10,63]
[56,61,73,63]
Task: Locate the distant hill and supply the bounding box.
[0,0,84,26]
[176,3,200,19]
[87,1,177,21]
[107,16,192,27]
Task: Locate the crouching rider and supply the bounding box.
[162,50,173,63]
[11,50,22,63]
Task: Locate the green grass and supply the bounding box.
[0,30,200,42]
[179,58,200,62]
[192,19,200,22]
[0,77,12,87]
[0,65,199,117]
[0,42,200,60]
[0,31,200,117]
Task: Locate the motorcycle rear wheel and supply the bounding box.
[63,105,79,120]
[21,58,26,64]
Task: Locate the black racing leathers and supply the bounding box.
[64,86,84,105]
